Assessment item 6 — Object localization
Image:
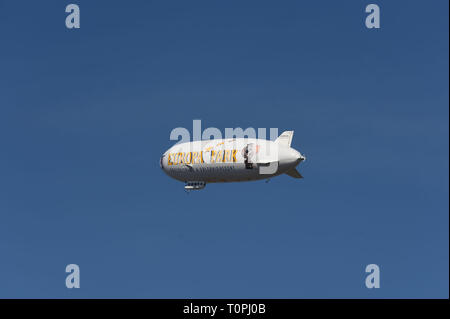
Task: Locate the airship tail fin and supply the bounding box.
[275,131,294,147]
[285,167,303,179]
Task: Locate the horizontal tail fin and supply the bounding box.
[275,131,294,147]
[285,167,303,179]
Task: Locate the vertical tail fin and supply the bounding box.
[275,131,294,147]
[285,167,303,179]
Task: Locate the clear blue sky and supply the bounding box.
[0,0,448,298]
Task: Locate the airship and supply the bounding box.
[160,131,306,191]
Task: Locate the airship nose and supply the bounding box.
[159,154,165,170]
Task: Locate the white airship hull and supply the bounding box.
[160,131,305,190]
